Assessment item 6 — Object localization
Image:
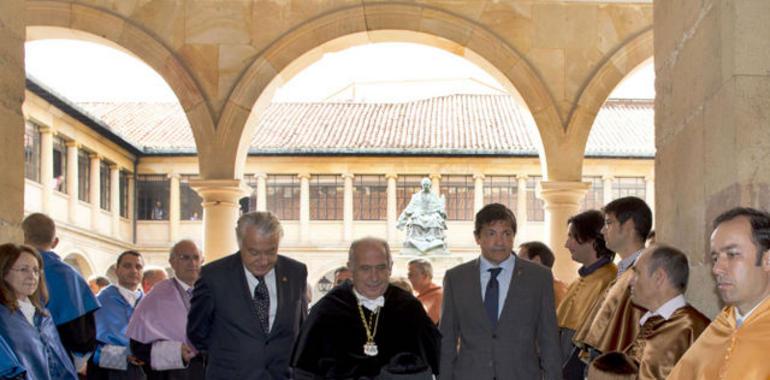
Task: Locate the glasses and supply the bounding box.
[9,267,41,277]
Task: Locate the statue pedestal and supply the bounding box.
[399,246,448,256]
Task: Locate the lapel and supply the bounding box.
[465,259,493,331]
[230,254,264,339]
[498,256,525,327]
[270,256,287,338]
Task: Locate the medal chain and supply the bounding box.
[357,303,381,344]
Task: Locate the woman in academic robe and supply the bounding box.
[0,243,77,380]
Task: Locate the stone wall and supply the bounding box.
[0,0,25,243]
[655,0,770,317]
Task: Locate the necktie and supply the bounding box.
[485,268,502,328]
[186,288,193,298]
[253,276,270,333]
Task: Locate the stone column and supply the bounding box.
[168,173,180,243]
[89,154,100,229]
[66,142,78,223]
[110,165,120,236]
[127,175,135,221]
[429,174,441,195]
[342,173,354,242]
[39,127,53,213]
[189,179,250,261]
[0,0,24,243]
[255,173,267,211]
[602,175,614,204]
[539,180,590,283]
[654,0,770,316]
[298,173,310,243]
[473,174,485,213]
[386,174,398,242]
[516,175,528,226]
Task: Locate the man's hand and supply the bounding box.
[127,355,145,366]
[181,344,196,363]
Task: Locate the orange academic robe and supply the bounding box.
[626,305,710,380]
[573,268,645,355]
[667,298,770,380]
[557,263,617,331]
[416,283,443,324]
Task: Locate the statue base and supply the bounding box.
[399,246,449,256]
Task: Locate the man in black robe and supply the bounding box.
[291,237,440,379]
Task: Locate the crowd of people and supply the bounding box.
[1,196,769,379]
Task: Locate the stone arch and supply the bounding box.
[218,2,559,180]
[25,1,216,170]
[63,251,95,278]
[549,27,654,180]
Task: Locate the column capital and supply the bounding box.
[109,163,119,171]
[297,173,311,180]
[516,174,529,181]
[341,173,354,180]
[385,173,398,180]
[89,152,100,160]
[189,179,251,203]
[602,175,615,181]
[473,173,485,180]
[65,140,79,148]
[429,173,441,180]
[538,181,591,205]
[167,172,181,180]
[39,125,53,134]
[253,172,268,180]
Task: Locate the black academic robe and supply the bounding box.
[291,283,440,379]
[130,340,205,380]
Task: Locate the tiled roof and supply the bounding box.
[75,95,654,158]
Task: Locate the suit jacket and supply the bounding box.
[187,253,308,380]
[439,256,562,380]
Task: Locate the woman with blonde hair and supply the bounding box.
[0,243,77,379]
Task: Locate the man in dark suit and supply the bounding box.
[439,203,562,379]
[187,211,308,380]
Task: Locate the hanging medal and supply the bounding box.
[357,303,381,357]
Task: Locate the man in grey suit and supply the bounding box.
[187,211,308,380]
[439,203,562,379]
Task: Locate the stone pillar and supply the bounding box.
[298,173,310,243]
[342,173,354,242]
[473,174,485,213]
[0,0,25,243]
[429,174,441,195]
[386,174,398,242]
[89,154,100,229]
[539,180,590,283]
[602,175,614,204]
[168,173,180,243]
[127,175,135,221]
[66,142,78,223]
[516,175,528,226]
[110,165,120,236]
[39,127,53,213]
[255,173,267,211]
[189,179,250,261]
[655,0,770,317]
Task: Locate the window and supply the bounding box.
[441,175,474,220]
[99,161,111,210]
[242,176,259,214]
[24,121,40,182]
[137,175,169,220]
[353,175,387,220]
[310,175,343,220]
[581,176,604,211]
[119,171,130,218]
[180,175,203,221]
[526,176,545,222]
[612,177,646,200]
[77,150,90,202]
[266,175,299,220]
[397,175,428,215]
[52,136,67,193]
[484,176,518,211]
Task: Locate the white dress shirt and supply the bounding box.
[735,295,769,328]
[18,298,36,325]
[479,253,516,319]
[116,284,141,307]
[243,266,277,330]
[353,288,385,312]
[639,294,687,326]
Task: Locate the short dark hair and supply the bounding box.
[713,207,770,266]
[91,276,110,287]
[21,213,56,247]
[646,245,689,293]
[603,197,652,242]
[474,203,517,236]
[334,266,350,276]
[568,210,615,261]
[519,241,555,268]
[117,250,142,267]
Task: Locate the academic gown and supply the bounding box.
[667,297,770,380]
[0,304,77,380]
[127,279,204,380]
[291,283,441,379]
[0,335,25,379]
[88,285,145,380]
[41,250,100,355]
